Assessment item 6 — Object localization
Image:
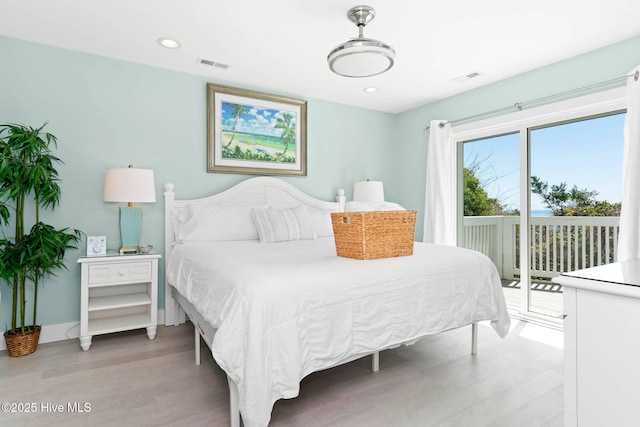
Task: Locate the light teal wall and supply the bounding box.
[3,33,640,330]
[393,35,640,239]
[0,36,395,328]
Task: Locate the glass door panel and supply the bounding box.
[460,133,520,309]
[528,113,625,318]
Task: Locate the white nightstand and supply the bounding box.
[77,252,161,351]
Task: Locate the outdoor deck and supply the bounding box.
[465,215,619,320]
[501,279,563,319]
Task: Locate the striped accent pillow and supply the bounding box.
[251,206,317,243]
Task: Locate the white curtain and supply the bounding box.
[423,120,457,245]
[617,66,640,261]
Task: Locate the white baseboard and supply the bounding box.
[1,309,165,352]
[0,321,80,351]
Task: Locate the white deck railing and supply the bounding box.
[463,216,620,281]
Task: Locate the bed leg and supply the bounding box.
[471,322,478,355]
[228,376,241,427]
[372,351,380,372]
[195,325,201,365]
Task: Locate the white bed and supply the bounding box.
[164,177,510,427]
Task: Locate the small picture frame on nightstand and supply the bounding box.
[87,236,107,257]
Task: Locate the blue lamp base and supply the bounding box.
[119,206,142,254]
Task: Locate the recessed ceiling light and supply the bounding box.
[157,38,180,49]
[363,87,379,93]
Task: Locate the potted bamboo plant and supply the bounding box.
[0,122,81,357]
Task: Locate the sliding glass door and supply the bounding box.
[458,110,624,324]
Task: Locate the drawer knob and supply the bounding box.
[118,271,125,276]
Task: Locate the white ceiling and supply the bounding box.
[2,1,640,113]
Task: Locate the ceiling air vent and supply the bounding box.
[197,58,230,70]
[451,71,481,83]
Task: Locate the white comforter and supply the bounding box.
[167,238,510,427]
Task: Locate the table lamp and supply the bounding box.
[353,180,384,202]
[103,165,156,254]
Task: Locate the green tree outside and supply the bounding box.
[463,160,518,216]
[530,176,621,216]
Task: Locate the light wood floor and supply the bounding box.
[0,320,563,427]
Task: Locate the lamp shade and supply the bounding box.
[353,180,384,202]
[103,168,156,203]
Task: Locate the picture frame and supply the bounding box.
[207,83,307,176]
[86,235,107,257]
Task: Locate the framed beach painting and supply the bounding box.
[207,83,307,176]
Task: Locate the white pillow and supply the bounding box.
[172,204,262,242]
[305,206,335,237]
[251,206,317,243]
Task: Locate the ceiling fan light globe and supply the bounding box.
[328,39,395,78]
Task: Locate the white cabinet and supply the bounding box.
[77,253,161,351]
[553,260,640,427]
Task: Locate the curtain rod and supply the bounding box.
[423,70,639,131]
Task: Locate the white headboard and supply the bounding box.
[164,176,345,325]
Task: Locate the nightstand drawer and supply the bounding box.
[88,261,152,284]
